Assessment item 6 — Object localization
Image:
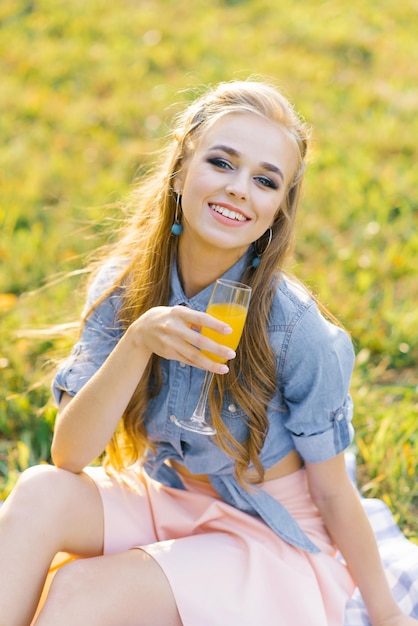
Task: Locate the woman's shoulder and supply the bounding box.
[84,256,130,307]
[271,274,354,356]
[270,273,315,325]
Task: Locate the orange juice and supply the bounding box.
[201,302,248,363]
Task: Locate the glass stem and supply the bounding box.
[192,371,215,422]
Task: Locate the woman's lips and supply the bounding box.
[209,203,249,223]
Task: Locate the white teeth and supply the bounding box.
[210,204,247,222]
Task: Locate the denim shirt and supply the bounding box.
[53,253,355,554]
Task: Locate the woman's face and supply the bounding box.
[176,112,298,260]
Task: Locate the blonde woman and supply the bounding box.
[0,79,416,626]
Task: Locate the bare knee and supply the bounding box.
[3,465,101,546]
[6,465,76,517]
[14,463,71,491]
[37,552,183,626]
[46,557,91,602]
[35,559,95,625]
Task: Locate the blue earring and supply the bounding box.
[171,193,183,236]
[251,227,273,268]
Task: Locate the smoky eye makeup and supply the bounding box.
[206,144,284,190]
[207,156,233,169]
[254,175,279,190]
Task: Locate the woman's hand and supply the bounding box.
[131,305,235,374]
[306,456,418,626]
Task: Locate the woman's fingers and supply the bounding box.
[136,306,235,373]
[182,309,233,337]
[170,307,236,364]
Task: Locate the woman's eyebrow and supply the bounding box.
[260,161,284,182]
[209,144,284,182]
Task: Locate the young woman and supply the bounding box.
[0,79,416,626]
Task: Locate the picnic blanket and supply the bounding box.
[343,452,418,624]
[1,454,418,624]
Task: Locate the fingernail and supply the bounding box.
[226,349,236,359]
[219,364,229,374]
[223,325,232,334]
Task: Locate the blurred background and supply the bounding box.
[0,0,417,538]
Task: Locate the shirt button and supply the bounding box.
[336,413,344,421]
[170,415,177,423]
[228,403,237,414]
[179,362,186,368]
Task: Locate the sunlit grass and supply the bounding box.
[0,0,417,538]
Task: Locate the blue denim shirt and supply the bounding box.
[53,253,355,554]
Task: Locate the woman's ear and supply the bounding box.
[173,172,183,195]
[173,154,189,192]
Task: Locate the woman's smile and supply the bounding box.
[209,202,250,224]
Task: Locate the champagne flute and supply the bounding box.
[174,278,252,435]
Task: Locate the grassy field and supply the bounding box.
[0,0,417,539]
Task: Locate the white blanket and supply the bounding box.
[344,452,418,623]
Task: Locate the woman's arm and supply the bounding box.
[51,305,234,473]
[51,320,153,472]
[306,453,416,626]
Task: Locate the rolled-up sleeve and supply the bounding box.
[52,262,125,405]
[281,303,355,463]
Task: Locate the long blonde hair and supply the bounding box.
[89,79,310,484]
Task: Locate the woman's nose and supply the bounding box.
[225,171,249,200]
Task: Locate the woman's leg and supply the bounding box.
[34,550,183,626]
[0,464,104,625]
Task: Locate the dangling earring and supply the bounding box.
[171,192,183,236]
[251,227,273,268]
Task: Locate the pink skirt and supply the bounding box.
[84,465,355,626]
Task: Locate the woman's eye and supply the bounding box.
[207,157,233,170]
[255,176,279,190]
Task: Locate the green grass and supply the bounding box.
[1,0,417,540]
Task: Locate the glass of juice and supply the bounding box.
[174,278,251,435]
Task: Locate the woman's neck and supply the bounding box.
[177,241,247,298]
